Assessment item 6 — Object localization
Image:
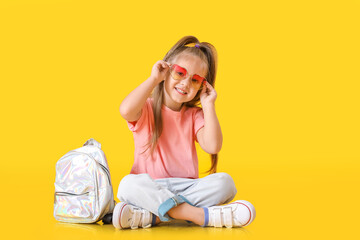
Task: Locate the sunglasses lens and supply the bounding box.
[170,65,187,80]
[193,75,206,85]
[170,64,206,88]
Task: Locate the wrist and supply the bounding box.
[202,102,216,111]
[147,75,162,87]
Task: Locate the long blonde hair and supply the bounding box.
[148,36,218,174]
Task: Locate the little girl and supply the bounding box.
[113,36,256,229]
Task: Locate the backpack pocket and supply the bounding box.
[54,191,96,223]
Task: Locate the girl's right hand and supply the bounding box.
[150,60,171,84]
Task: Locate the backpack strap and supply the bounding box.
[83,138,101,149]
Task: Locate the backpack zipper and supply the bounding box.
[55,191,90,196]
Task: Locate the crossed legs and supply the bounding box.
[117,173,237,226]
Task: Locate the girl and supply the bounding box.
[113,36,256,229]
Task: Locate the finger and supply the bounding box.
[162,62,171,71]
[200,82,207,94]
[204,81,214,90]
[201,81,208,92]
[162,60,169,65]
[158,62,169,72]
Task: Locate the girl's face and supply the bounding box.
[163,54,208,111]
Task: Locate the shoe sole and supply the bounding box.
[112,202,128,229]
[232,200,256,226]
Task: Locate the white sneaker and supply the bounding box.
[205,200,256,228]
[112,202,154,229]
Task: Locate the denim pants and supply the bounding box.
[117,172,237,222]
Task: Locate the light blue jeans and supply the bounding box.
[117,172,237,222]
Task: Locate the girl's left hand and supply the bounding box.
[200,81,217,108]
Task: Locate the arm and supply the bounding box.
[119,60,171,122]
[196,81,223,154]
[119,76,158,122]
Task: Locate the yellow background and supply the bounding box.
[1,0,359,239]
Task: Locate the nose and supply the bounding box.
[180,76,192,88]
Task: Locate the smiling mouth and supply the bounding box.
[175,87,187,95]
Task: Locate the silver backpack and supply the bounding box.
[54,138,116,223]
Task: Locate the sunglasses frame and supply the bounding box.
[169,63,207,88]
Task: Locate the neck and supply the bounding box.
[163,97,183,111]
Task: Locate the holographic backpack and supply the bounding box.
[54,138,116,223]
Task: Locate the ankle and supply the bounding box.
[194,207,205,226]
[155,216,161,225]
[167,203,205,226]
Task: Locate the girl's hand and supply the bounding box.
[150,60,171,84]
[200,81,217,109]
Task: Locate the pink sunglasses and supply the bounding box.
[169,64,206,88]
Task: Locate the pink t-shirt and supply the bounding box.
[127,98,205,179]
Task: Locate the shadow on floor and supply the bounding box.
[53,220,253,240]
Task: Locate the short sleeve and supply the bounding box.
[126,99,152,132]
[194,108,205,142]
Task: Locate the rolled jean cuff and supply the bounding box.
[158,195,192,222]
